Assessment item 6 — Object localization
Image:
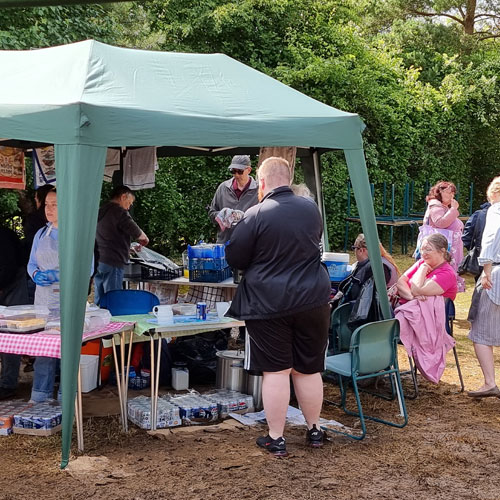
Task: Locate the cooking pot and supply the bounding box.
[216,350,247,392]
[246,370,263,411]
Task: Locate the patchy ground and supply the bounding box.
[1,265,500,500]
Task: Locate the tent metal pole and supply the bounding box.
[313,151,329,251]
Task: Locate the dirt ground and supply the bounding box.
[1,263,500,500]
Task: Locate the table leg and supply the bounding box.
[149,334,156,431]
[111,336,124,429]
[75,367,84,452]
[123,330,134,432]
[154,335,162,430]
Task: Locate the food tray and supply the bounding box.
[141,265,183,280]
[189,267,232,283]
[0,314,47,334]
[0,327,45,334]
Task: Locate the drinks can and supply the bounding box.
[196,302,207,320]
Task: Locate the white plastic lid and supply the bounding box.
[322,252,349,263]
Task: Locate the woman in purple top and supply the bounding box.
[424,181,465,292]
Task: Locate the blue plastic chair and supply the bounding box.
[99,289,160,316]
[324,318,408,440]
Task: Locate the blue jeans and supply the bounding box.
[94,262,124,306]
[0,353,21,390]
[31,357,61,402]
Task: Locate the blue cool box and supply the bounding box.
[323,253,350,280]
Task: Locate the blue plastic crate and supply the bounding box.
[187,244,225,259]
[189,267,232,283]
[188,257,227,271]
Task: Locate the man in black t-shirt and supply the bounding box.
[94,186,149,305]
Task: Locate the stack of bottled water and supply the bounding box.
[127,395,181,430]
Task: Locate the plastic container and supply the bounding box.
[79,355,99,393]
[187,243,225,259]
[322,252,350,281]
[182,251,189,278]
[171,367,189,390]
[80,340,113,382]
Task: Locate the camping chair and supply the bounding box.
[324,318,408,440]
[328,302,353,355]
[97,289,160,431]
[404,298,464,398]
[99,289,160,316]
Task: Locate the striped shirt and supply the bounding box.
[479,202,500,304]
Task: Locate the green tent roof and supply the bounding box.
[0,40,364,149]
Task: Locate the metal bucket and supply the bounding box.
[215,350,247,392]
[246,370,263,410]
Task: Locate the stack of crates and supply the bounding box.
[187,243,232,282]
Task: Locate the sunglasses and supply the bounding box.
[230,169,245,175]
[351,246,363,250]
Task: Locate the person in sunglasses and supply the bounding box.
[339,234,398,303]
[208,155,259,243]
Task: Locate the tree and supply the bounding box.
[0,4,121,49]
[368,0,500,39]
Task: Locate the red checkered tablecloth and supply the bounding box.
[0,321,133,358]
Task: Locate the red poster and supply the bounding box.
[0,146,25,189]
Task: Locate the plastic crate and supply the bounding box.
[188,257,227,271]
[141,265,183,280]
[189,267,232,283]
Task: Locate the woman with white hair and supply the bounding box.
[467,176,500,398]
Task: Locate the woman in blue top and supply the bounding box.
[27,190,61,402]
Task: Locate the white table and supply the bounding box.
[109,314,245,430]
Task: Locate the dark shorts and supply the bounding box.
[244,303,330,374]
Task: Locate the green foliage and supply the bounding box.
[131,156,237,257]
[0,4,120,49]
[2,0,500,254]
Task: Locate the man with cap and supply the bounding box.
[208,155,259,243]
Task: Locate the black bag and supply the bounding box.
[458,249,480,276]
[348,277,382,330]
[170,330,229,384]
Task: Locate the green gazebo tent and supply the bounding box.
[0,40,390,467]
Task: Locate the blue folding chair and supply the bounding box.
[99,289,160,316]
[324,318,408,440]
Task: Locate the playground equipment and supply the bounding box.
[344,181,474,254]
